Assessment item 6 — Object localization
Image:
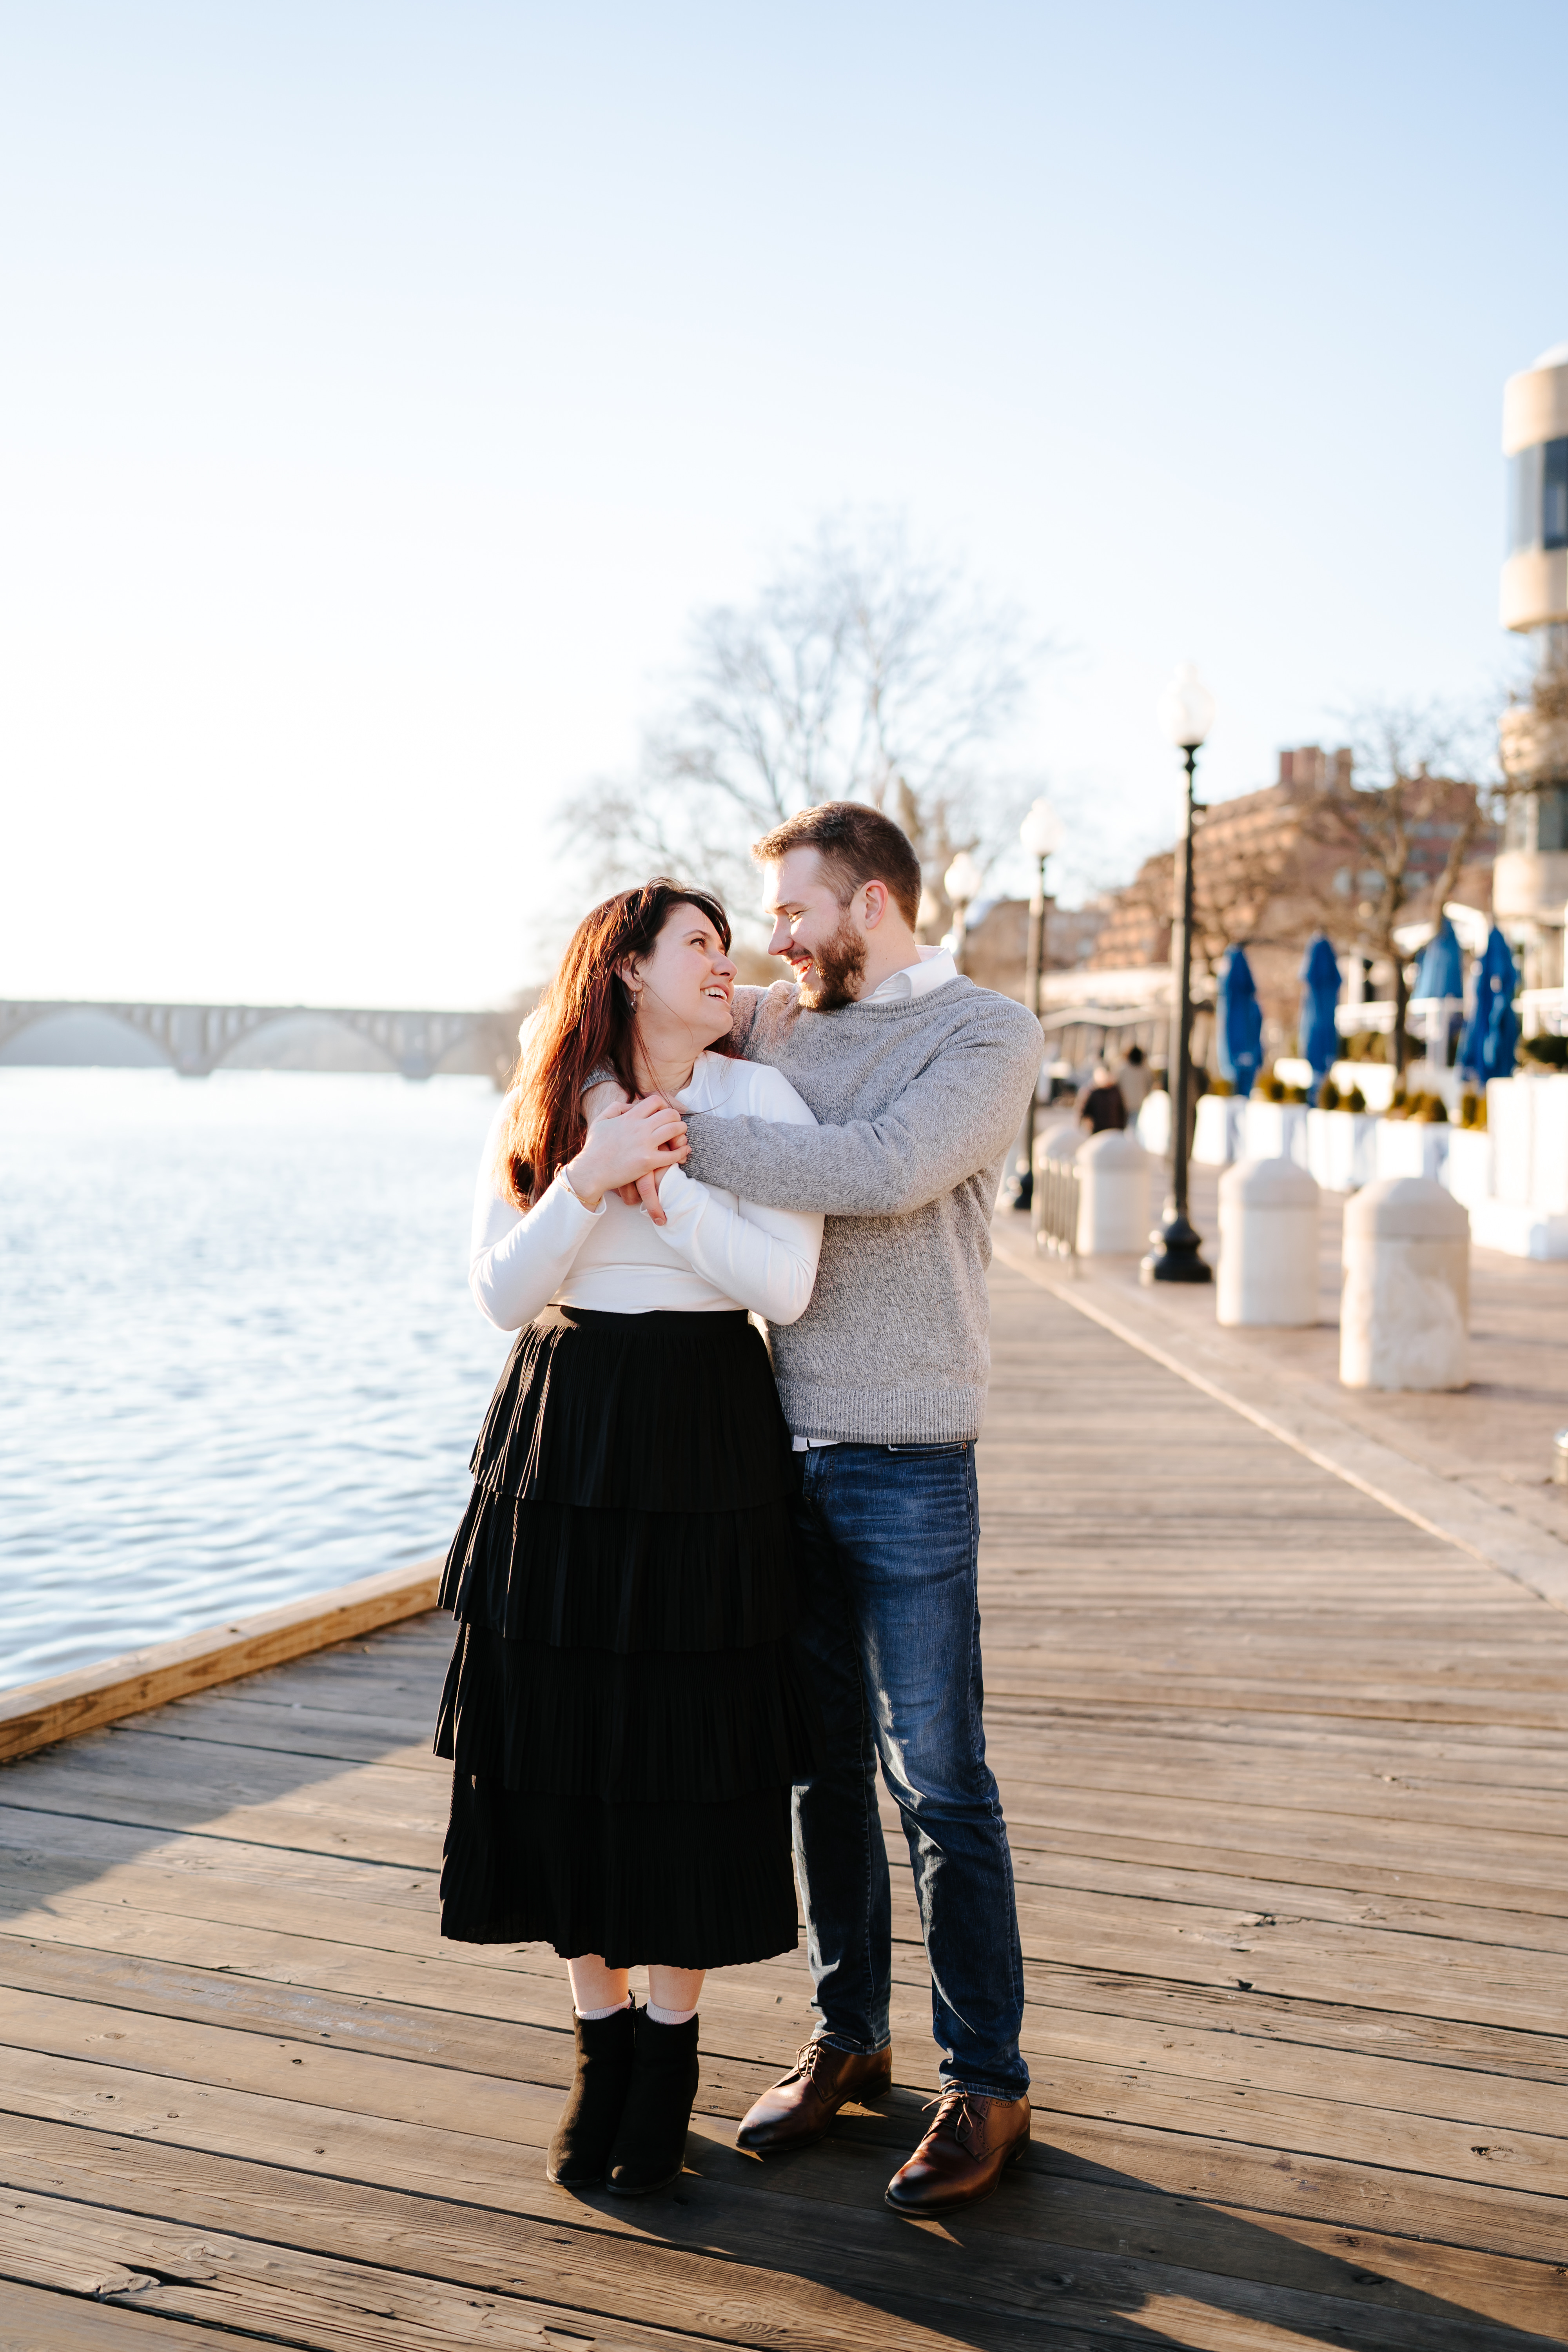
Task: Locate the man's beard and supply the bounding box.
[795,915,867,1011]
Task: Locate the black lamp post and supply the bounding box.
[1013,795,1064,1209]
[1142,664,1214,1286]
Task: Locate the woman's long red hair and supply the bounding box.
[495,879,733,1209]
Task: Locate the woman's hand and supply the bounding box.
[564,1095,688,1210]
[608,1092,684,1225]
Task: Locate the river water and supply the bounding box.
[1,1069,512,1691]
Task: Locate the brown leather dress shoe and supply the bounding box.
[884,2089,1030,2214]
[735,2039,893,2156]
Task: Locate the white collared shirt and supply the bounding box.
[862,947,958,1005]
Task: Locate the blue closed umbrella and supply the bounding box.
[1486,929,1519,1080]
[1414,915,1463,1002]
[1299,934,1341,1098]
[1216,944,1264,1096]
[1458,926,1519,1082]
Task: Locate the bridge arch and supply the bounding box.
[0,1007,169,1069]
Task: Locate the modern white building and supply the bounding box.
[1498,342,1568,991]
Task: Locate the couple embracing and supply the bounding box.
[434,801,1042,2215]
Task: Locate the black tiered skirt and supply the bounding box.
[434,1305,817,1967]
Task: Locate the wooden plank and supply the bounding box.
[0,2277,243,2350]
[0,1562,444,1765]
[1,2189,788,2352]
[4,2134,1563,2352]
[9,1928,1565,2115]
[0,1972,1561,2185]
[7,2104,1566,2336]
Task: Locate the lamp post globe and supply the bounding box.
[944,850,983,906]
[1010,797,1064,1212]
[944,851,983,978]
[1156,662,1214,752]
[1142,666,1214,1287]
[1018,798,1064,862]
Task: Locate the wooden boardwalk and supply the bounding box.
[2,1256,1566,2348]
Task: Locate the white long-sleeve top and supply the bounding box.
[469,1050,824,1331]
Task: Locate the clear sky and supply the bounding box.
[1,2,1563,1008]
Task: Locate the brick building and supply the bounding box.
[1084,748,1497,1053]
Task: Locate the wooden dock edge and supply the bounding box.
[0,1559,444,1765]
[989,1217,1568,1618]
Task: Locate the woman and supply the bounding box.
[435,880,821,2198]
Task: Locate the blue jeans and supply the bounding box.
[789,1442,1029,2101]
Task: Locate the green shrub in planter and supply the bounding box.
[1285,1084,1308,1104]
[1385,1088,1408,1120]
[1346,1086,1367,1114]
[1458,1090,1483,1129]
[1523,1033,1568,1069]
[1259,1072,1285,1102]
[1319,1078,1341,1111]
[1207,1073,1234,1096]
[1414,1093,1448,1123]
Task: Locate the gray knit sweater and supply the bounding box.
[682,976,1042,1443]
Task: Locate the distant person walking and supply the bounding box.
[436,881,822,2197]
[1114,1044,1151,1118]
[1075,1062,1128,1134]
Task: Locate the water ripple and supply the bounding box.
[0,1068,511,1689]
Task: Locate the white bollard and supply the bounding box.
[1075,1129,1152,1254]
[1032,1116,1081,1176]
[1217,1157,1320,1327]
[1136,1089,1171,1157]
[1340,1177,1469,1391]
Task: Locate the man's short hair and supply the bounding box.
[753,801,922,930]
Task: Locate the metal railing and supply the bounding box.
[1033,1154,1080,1260]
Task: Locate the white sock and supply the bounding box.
[574,1998,632,2022]
[646,2001,698,2027]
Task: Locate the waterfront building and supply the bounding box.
[1498,341,1568,993]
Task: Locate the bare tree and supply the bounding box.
[1299,701,1494,1079]
[563,515,1048,936]
[1188,810,1305,985]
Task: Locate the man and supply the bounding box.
[677,801,1042,2216]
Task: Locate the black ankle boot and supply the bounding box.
[604,2009,700,2196]
[546,2003,637,2186]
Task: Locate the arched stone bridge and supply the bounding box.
[0,999,521,1082]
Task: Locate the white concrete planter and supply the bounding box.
[1243,1100,1309,1169]
[1331,1061,1394,1112]
[1217,1156,1319,1327]
[1136,1090,1171,1158]
[1192,1093,1246,1166]
[1468,1198,1568,1258]
[1486,1076,1534,1204]
[1075,1129,1153,1255]
[1529,1073,1568,1214]
[1374,1119,1450,1183]
[1306,1108,1377,1192]
[1441,1125,1493,1210]
[1341,1178,1469,1392]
